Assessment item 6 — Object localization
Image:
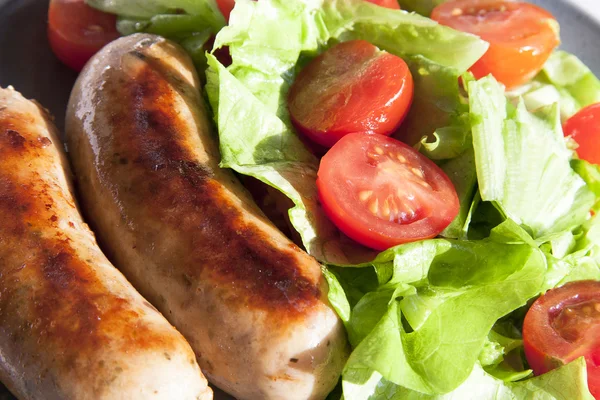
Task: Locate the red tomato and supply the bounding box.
[367,0,401,9]
[288,40,414,148]
[48,0,120,72]
[523,280,600,399]
[317,133,459,250]
[217,0,236,21]
[564,103,600,165]
[431,0,559,89]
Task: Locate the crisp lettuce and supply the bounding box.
[86,0,224,21]
[510,51,600,122]
[573,159,600,212]
[343,358,592,400]
[339,237,547,395]
[398,0,446,17]
[330,226,598,398]
[204,2,600,398]
[206,0,487,263]
[438,148,477,239]
[86,0,225,72]
[469,76,595,240]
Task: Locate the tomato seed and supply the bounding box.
[382,199,391,218]
[86,24,104,34]
[369,198,379,215]
[412,167,424,178]
[359,190,373,201]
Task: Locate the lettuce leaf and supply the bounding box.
[438,148,477,239]
[338,237,547,395]
[469,76,595,240]
[343,358,592,400]
[573,159,600,212]
[511,51,600,122]
[206,0,487,263]
[86,0,225,72]
[398,0,446,17]
[86,0,224,21]
[328,214,600,398]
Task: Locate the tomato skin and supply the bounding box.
[48,0,120,72]
[288,40,413,148]
[563,103,600,165]
[317,133,459,251]
[431,0,559,89]
[217,0,236,21]
[523,280,600,399]
[367,0,401,9]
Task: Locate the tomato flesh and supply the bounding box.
[317,133,459,251]
[217,0,236,21]
[48,0,120,72]
[523,280,600,399]
[431,0,559,89]
[564,103,600,165]
[367,0,401,9]
[288,40,414,148]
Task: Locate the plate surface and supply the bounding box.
[0,0,599,399]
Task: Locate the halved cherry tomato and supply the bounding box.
[288,40,414,148]
[367,0,401,9]
[431,0,559,89]
[48,0,120,72]
[317,133,459,250]
[217,0,236,21]
[523,280,600,399]
[563,103,600,165]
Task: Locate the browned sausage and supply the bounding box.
[0,86,211,400]
[66,34,348,399]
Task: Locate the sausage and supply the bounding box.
[0,86,212,400]
[65,33,348,400]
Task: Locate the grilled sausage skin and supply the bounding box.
[0,86,211,400]
[66,34,348,400]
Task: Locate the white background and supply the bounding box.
[566,0,600,23]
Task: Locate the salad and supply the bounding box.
[48,0,600,398]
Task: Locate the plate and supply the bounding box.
[0,0,599,399]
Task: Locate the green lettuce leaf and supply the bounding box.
[438,148,477,239]
[86,0,224,21]
[340,238,546,395]
[469,75,595,240]
[86,0,225,72]
[511,51,600,122]
[206,0,488,263]
[417,111,471,161]
[398,0,446,17]
[573,159,600,212]
[485,215,600,289]
[544,213,600,289]
[343,358,592,400]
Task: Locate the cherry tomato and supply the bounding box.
[48,0,120,72]
[317,133,459,250]
[563,103,600,165]
[288,40,414,148]
[523,280,600,399]
[431,0,559,89]
[367,0,401,9]
[217,0,236,21]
